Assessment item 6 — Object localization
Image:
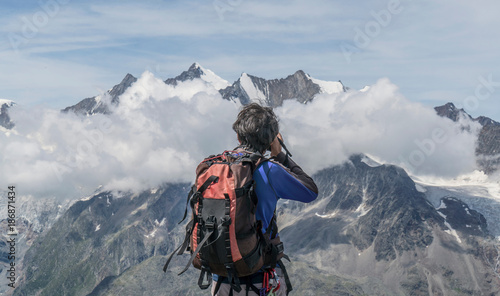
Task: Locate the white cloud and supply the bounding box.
[277,78,481,177]
[1,72,239,199]
[0,72,483,201]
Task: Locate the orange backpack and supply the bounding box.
[163,150,288,292]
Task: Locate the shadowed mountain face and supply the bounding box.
[278,155,499,295]
[14,155,500,295]
[219,70,324,107]
[0,101,14,129]
[62,74,137,116]
[435,102,500,174]
[14,184,190,296]
[164,63,204,86]
[301,156,441,261]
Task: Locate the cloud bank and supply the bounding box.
[0,72,481,200]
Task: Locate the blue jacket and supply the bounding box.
[253,152,318,234]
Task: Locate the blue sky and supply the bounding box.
[1,0,500,119]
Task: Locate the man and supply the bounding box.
[212,103,318,295]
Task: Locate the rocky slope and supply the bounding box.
[13,155,500,295]
[280,155,499,295]
[0,195,68,295]
[13,184,190,296]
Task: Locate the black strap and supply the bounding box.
[199,175,219,194]
[162,243,182,273]
[198,266,212,290]
[178,185,196,224]
[162,219,194,272]
[178,227,215,275]
[277,137,292,158]
[179,175,218,225]
[213,277,224,295]
[278,259,293,295]
[225,263,242,293]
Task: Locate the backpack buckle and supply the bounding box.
[276,242,284,254]
[221,217,231,226]
[205,216,216,230]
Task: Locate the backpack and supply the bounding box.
[163,149,291,293]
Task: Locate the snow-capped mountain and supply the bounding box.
[4,65,500,295]
[164,62,230,90]
[63,63,346,114]
[219,70,345,107]
[62,73,137,116]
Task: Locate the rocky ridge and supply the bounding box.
[435,102,500,173]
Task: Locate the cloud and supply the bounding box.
[1,72,239,199]
[276,78,481,177]
[1,72,482,201]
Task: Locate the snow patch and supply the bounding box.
[156,218,166,226]
[415,184,427,193]
[437,200,447,210]
[198,65,231,90]
[240,73,266,104]
[361,154,383,168]
[315,212,337,219]
[444,222,462,243]
[413,171,500,239]
[308,76,344,94]
[95,224,101,232]
[145,228,158,238]
[0,99,14,106]
[438,209,462,243]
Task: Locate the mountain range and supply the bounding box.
[1,64,500,295]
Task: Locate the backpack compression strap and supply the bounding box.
[163,175,219,273]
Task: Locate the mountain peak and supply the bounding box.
[190,62,202,70]
[62,73,137,116]
[165,63,204,86]
[165,63,230,90]
[435,102,500,127]
[434,102,471,123]
[0,99,14,107]
[0,99,15,129]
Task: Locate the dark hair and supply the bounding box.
[232,103,279,153]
